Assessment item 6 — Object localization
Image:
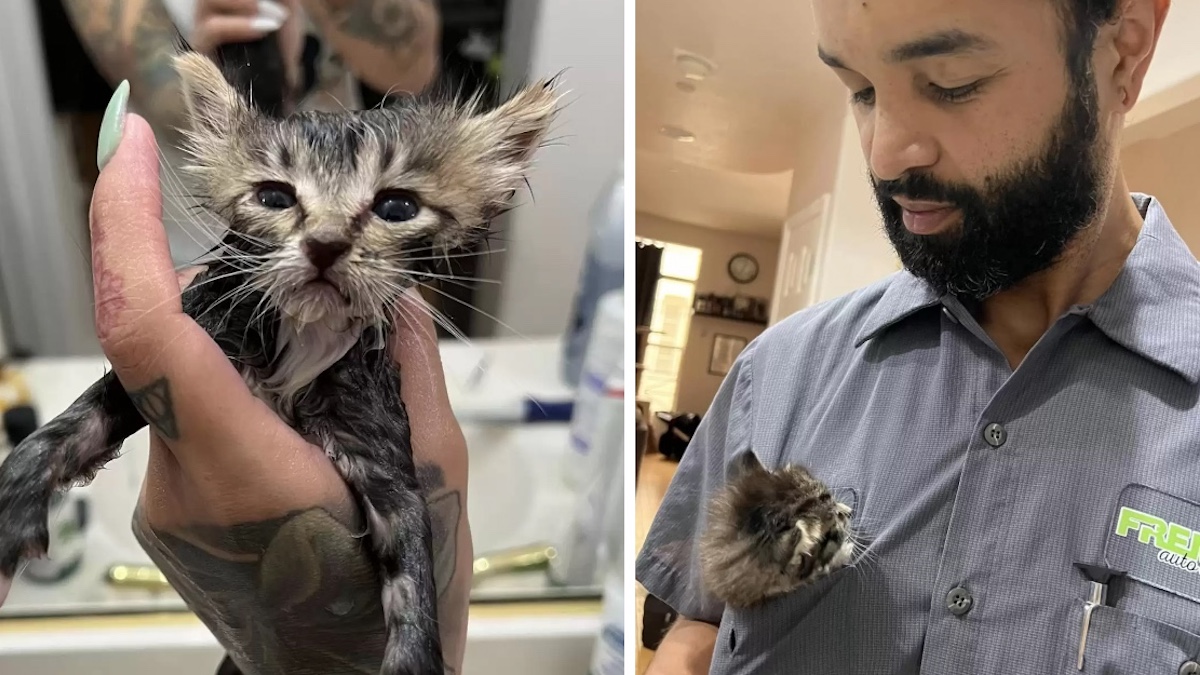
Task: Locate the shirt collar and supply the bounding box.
[852,194,1200,383]
[852,271,943,347]
[1086,193,1200,383]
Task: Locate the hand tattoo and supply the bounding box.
[417,463,462,600]
[134,502,390,674]
[127,377,180,440]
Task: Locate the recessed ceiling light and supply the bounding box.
[659,125,695,142]
[673,49,717,82]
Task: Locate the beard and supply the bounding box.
[872,68,1109,300]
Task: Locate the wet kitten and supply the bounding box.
[700,452,855,609]
[0,52,559,675]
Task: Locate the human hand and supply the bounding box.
[79,107,471,672]
[190,0,298,55]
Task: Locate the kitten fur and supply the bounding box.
[699,452,855,609]
[0,52,561,675]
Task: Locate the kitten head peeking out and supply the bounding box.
[172,52,561,329]
[699,451,856,608]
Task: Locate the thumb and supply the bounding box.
[89,92,288,463]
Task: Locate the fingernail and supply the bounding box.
[97,80,130,171]
[257,0,291,22]
[250,15,285,32]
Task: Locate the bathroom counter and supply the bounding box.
[0,600,602,675]
[0,336,607,674]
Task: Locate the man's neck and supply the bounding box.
[976,176,1145,369]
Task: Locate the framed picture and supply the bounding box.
[709,334,748,376]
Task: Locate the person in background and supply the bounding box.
[61,0,441,264]
[49,2,466,674]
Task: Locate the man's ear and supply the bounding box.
[173,51,251,136]
[1108,0,1171,112]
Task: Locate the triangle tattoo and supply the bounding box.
[128,377,180,440]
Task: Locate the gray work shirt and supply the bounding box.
[636,193,1200,674]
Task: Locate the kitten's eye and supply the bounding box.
[255,182,297,210]
[372,191,421,223]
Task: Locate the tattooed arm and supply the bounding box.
[60,0,189,148]
[301,0,441,95]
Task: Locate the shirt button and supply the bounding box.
[946,586,973,616]
[983,423,1007,448]
[1180,661,1200,675]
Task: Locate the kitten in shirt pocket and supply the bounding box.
[700,451,857,608]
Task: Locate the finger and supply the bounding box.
[90,112,292,460]
[391,289,453,416]
[195,14,286,49]
[390,290,467,466]
[196,0,285,20]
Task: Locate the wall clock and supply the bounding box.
[728,253,759,284]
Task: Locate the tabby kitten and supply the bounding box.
[0,52,560,675]
[700,452,856,608]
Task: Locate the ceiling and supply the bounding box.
[636,2,1200,239]
[635,0,845,237]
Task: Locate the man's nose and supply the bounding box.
[866,103,938,182]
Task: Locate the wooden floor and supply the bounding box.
[635,450,679,675]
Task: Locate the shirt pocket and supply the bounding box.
[1063,602,1200,674]
[708,484,865,674]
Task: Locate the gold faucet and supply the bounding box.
[471,544,557,586]
[107,542,559,593]
[105,564,172,592]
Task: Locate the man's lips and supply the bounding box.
[895,198,958,235]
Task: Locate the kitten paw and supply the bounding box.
[0,499,50,578]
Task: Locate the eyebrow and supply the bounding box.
[818,29,996,70]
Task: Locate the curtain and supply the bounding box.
[635,241,664,388]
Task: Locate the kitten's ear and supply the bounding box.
[477,77,563,169]
[733,451,767,478]
[173,52,249,136]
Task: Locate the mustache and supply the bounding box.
[873,171,972,206]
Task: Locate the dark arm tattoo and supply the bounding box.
[61,0,188,144]
[127,377,180,440]
[132,461,465,674]
[322,0,429,48]
[418,463,461,600]
[134,502,389,674]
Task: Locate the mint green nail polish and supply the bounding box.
[97,80,130,171]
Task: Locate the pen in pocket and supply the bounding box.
[1073,562,1126,670]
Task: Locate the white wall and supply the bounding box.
[783,109,897,309]
[0,0,98,356]
[477,0,625,338]
[1141,2,1200,100]
[813,111,898,303]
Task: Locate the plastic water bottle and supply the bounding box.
[562,164,624,388]
[586,444,625,675]
[551,291,624,586]
[564,290,624,490]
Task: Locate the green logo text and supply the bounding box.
[1114,506,1200,561]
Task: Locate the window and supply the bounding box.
[637,238,702,415]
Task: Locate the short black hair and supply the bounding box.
[1056,0,1122,82]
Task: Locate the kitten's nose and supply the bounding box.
[303,238,351,271]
